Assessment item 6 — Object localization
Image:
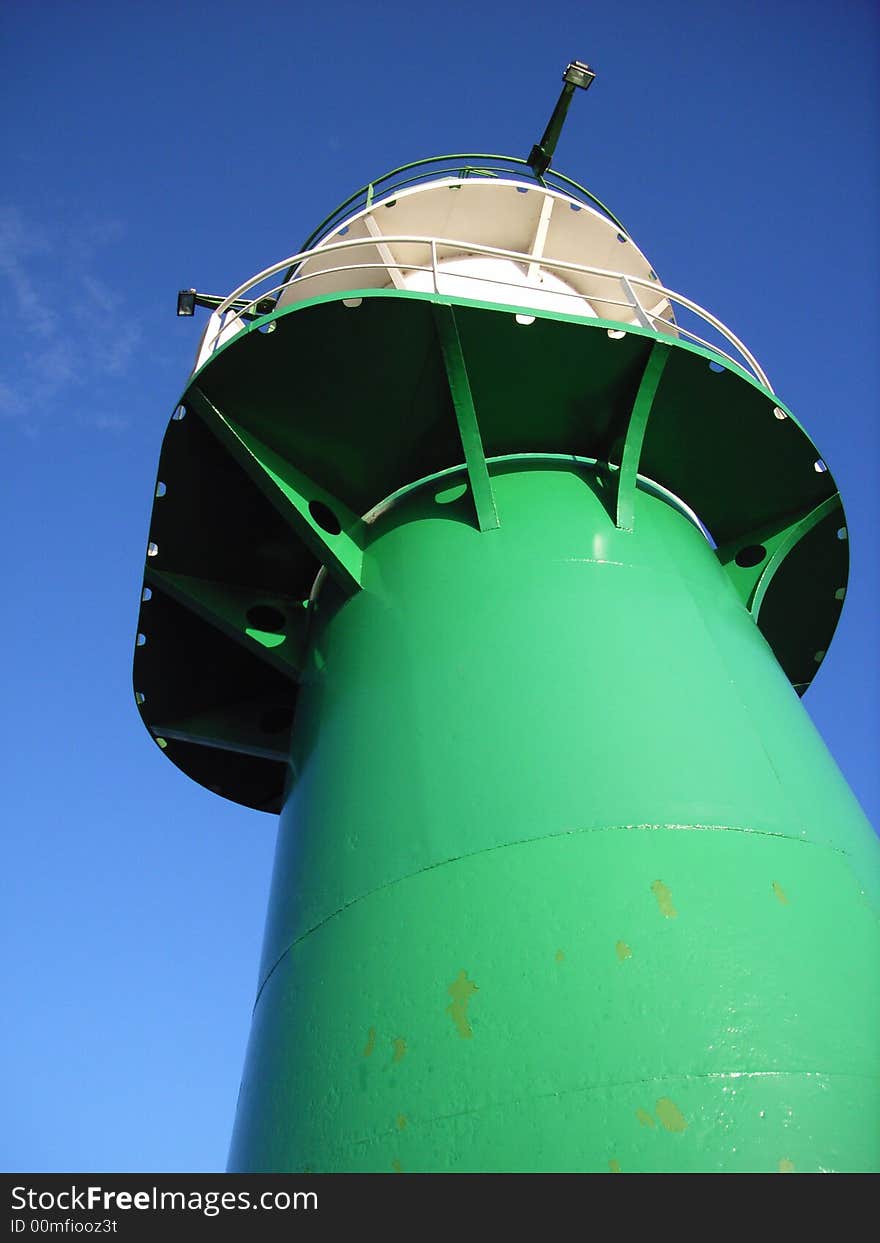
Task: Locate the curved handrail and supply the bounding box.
[297,154,631,253]
[195,233,771,390]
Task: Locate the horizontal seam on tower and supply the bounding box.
[340,1068,880,1151]
[252,822,848,1011]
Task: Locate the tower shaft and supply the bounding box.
[227,462,879,1172]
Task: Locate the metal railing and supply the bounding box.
[296,154,631,255]
[193,234,771,390]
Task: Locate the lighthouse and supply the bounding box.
[134,66,880,1173]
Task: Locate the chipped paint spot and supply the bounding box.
[778,1158,795,1173]
[396,1114,407,1131]
[772,881,788,905]
[392,1037,407,1063]
[609,1159,622,1173]
[636,1107,655,1129]
[391,1158,403,1173]
[555,949,565,963]
[651,880,678,919]
[363,1027,376,1057]
[656,1098,687,1133]
[616,940,633,961]
[447,969,478,1039]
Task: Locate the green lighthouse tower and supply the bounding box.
[134,67,880,1173]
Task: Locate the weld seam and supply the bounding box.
[252,822,847,1011]
[342,1068,880,1150]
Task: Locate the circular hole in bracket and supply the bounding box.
[147,541,158,558]
[616,233,628,244]
[260,706,294,735]
[172,406,186,421]
[136,633,146,647]
[813,649,826,664]
[257,319,277,334]
[385,199,397,208]
[772,406,787,421]
[569,202,581,212]
[339,225,349,235]
[141,587,152,602]
[708,360,726,373]
[735,544,767,568]
[813,458,828,474]
[155,481,167,498]
[516,186,529,194]
[155,736,168,749]
[308,500,342,535]
[342,298,362,308]
[837,527,848,541]
[246,604,286,633]
[834,587,846,601]
[135,691,145,705]
[607,328,627,340]
[515,314,536,326]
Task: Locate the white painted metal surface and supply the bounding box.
[279,178,665,323]
[402,255,597,318]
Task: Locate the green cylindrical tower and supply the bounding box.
[134,96,879,1172]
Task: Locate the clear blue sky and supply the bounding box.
[2,0,877,1172]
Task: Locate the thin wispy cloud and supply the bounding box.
[0,205,143,433]
[0,207,58,340]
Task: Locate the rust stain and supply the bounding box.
[555,949,565,963]
[616,940,633,961]
[608,1159,622,1173]
[772,881,789,905]
[392,1037,407,1063]
[655,1098,687,1133]
[396,1114,407,1131]
[636,1107,655,1129]
[391,1158,403,1174]
[651,880,678,919]
[778,1158,795,1173]
[363,1026,376,1057]
[447,969,479,1039]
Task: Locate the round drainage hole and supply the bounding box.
[735,544,767,568]
[309,500,342,535]
[246,604,286,633]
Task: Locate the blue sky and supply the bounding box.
[2,0,877,1172]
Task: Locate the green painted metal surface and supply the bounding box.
[226,463,879,1173]
[134,177,879,1170]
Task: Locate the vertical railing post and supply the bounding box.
[195,309,223,371]
[619,274,652,330]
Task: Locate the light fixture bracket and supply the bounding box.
[527,60,596,177]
